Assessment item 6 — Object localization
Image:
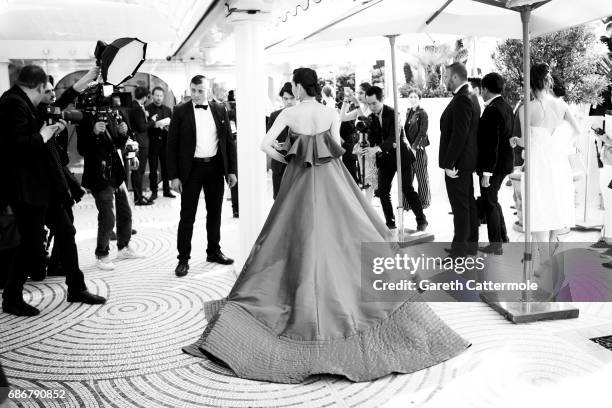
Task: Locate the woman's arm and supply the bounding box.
[330,110,341,145]
[340,101,359,122]
[260,109,289,163]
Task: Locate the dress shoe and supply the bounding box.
[132,229,137,235]
[387,223,397,230]
[149,192,158,201]
[233,211,239,218]
[591,240,612,249]
[2,300,40,316]
[479,244,503,255]
[135,198,153,206]
[416,221,428,232]
[207,251,234,265]
[175,261,189,277]
[603,262,612,269]
[67,290,106,305]
[163,191,176,198]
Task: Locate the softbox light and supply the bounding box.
[96,38,147,86]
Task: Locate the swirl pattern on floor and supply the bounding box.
[2,195,612,407]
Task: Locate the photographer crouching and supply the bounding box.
[77,90,144,271]
[0,65,106,316]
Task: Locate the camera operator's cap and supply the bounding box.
[97,38,147,86]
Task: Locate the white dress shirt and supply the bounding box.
[193,102,219,158]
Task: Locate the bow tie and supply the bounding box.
[195,104,208,110]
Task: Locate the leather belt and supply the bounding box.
[193,157,214,163]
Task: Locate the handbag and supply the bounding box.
[0,206,20,251]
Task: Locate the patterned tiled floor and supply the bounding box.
[2,176,612,407]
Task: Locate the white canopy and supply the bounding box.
[294,0,612,42]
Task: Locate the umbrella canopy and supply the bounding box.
[296,0,612,43]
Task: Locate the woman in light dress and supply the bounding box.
[511,63,580,271]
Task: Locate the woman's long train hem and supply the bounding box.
[182,300,470,384]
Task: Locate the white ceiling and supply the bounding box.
[0,0,214,59]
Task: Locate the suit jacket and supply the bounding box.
[404,106,429,148]
[439,84,480,171]
[146,102,172,142]
[127,100,149,148]
[368,104,414,168]
[0,86,55,206]
[267,108,289,175]
[77,113,128,192]
[166,100,237,182]
[476,96,514,175]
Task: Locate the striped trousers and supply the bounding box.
[404,148,431,210]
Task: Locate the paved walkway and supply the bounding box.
[1,174,611,407]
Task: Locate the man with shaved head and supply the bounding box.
[439,62,481,258]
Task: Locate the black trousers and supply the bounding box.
[445,172,479,255]
[149,136,170,194]
[342,152,359,184]
[271,161,287,200]
[480,173,508,247]
[48,205,74,272]
[3,202,86,303]
[177,158,225,261]
[131,146,148,200]
[378,163,426,227]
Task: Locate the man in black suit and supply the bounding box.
[439,62,481,257]
[267,82,295,199]
[477,73,514,255]
[147,86,174,200]
[128,86,153,206]
[363,86,428,231]
[0,65,106,316]
[167,75,237,277]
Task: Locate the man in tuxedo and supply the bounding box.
[0,65,106,316]
[128,86,153,205]
[362,86,428,231]
[167,75,237,277]
[439,62,481,257]
[267,82,295,199]
[147,86,174,200]
[477,73,514,255]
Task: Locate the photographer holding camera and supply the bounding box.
[340,82,372,183]
[77,95,144,271]
[361,86,428,232]
[0,65,106,316]
[38,76,89,278]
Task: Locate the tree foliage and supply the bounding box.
[493,24,610,106]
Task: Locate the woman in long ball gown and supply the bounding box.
[183,68,469,384]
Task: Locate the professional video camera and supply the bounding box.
[355,115,373,190]
[43,106,83,126]
[355,115,373,135]
[74,38,147,121]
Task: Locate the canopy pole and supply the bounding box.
[480,7,578,322]
[386,34,404,243]
[521,8,533,301]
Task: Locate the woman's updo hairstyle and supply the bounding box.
[530,63,552,92]
[292,67,321,98]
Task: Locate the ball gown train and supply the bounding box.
[183,129,469,383]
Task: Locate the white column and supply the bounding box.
[0,60,10,94]
[230,10,268,268]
